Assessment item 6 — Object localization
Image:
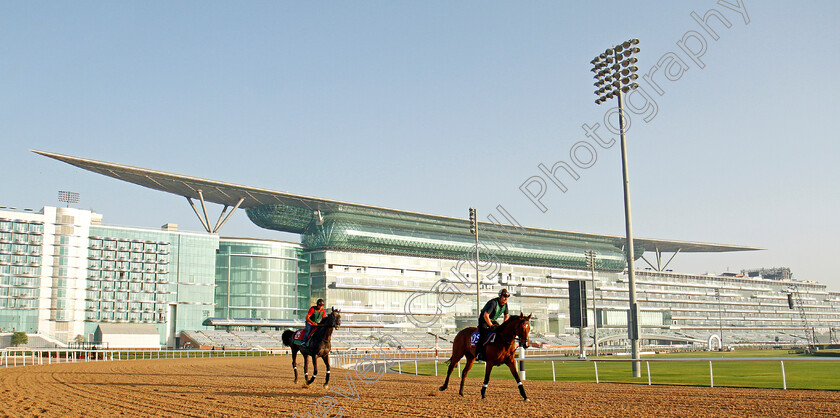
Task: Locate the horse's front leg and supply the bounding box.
[307,354,319,385]
[303,354,310,386]
[505,358,528,401]
[292,347,299,384]
[323,354,331,389]
[481,358,493,399]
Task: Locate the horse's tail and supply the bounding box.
[281,330,294,347]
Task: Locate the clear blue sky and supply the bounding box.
[2,1,839,289]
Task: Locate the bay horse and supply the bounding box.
[439,313,531,401]
[281,308,341,389]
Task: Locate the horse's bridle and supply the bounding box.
[517,319,530,349]
[328,311,341,329]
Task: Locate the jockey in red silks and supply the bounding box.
[305,298,327,342]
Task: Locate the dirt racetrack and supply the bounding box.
[2,356,839,417]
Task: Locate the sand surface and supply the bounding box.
[1,356,839,417]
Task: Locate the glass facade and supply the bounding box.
[215,239,307,321]
[85,230,171,329]
[247,203,635,271]
[84,226,218,344]
[168,232,218,341]
[0,216,43,333]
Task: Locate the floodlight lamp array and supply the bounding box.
[58,190,80,204]
[591,38,641,104]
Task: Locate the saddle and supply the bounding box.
[293,329,311,347]
[470,330,496,347]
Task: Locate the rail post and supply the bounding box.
[434,359,438,376]
[551,361,556,382]
[709,361,714,388]
[594,361,599,383]
[781,360,787,390]
[646,361,651,385]
[414,360,418,375]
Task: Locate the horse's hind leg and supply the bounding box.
[322,355,331,389]
[439,352,463,391]
[292,347,299,384]
[458,354,475,396]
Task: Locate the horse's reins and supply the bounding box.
[492,319,526,348]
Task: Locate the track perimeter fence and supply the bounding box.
[0,348,285,368]
[4,348,839,390]
[332,350,840,391]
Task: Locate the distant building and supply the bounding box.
[94,323,160,349]
[0,206,218,347]
[743,267,792,282]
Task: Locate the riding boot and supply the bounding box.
[476,328,486,361]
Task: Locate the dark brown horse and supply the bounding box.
[439,313,531,401]
[282,308,341,389]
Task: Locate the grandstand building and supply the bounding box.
[1,150,838,349]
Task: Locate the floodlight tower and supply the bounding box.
[585,250,599,357]
[591,39,642,377]
[469,208,479,314]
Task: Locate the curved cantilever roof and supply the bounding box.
[33,149,762,254]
